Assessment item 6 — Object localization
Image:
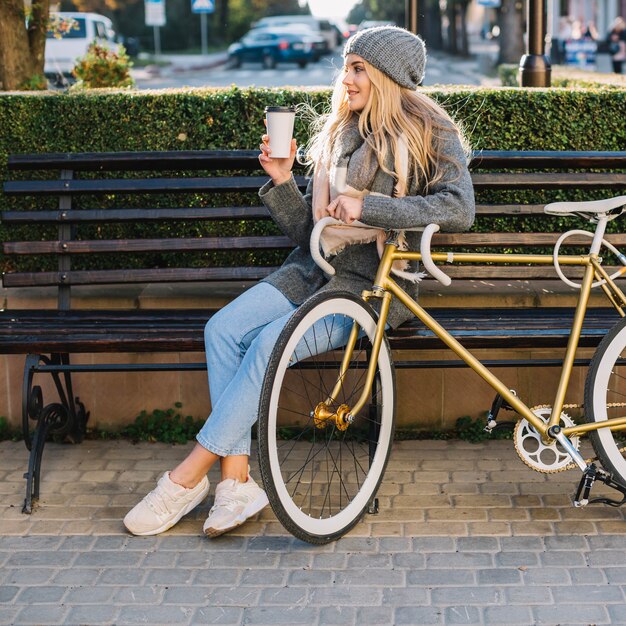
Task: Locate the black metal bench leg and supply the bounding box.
[21,353,89,514]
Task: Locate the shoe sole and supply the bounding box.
[125,481,210,536]
[204,492,269,538]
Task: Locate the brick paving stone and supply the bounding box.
[16,585,66,603]
[191,606,244,625]
[113,586,164,604]
[14,605,68,625]
[407,569,475,586]
[521,567,571,586]
[425,552,493,568]
[505,586,553,604]
[66,605,119,625]
[394,606,444,624]
[587,550,626,566]
[381,587,429,605]
[604,567,626,583]
[2,568,54,584]
[533,604,609,624]
[456,537,499,551]
[117,605,191,624]
[483,605,533,624]
[570,566,607,584]
[244,606,317,624]
[259,586,307,605]
[354,606,394,625]
[540,550,588,567]
[431,586,501,605]
[308,587,382,606]
[551,583,625,603]
[477,567,522,585]
[443,606,481,624]
[319,606,358,625]
[607,604,626,622]
[0,607,20,626]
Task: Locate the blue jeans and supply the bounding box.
[196,283,358,457]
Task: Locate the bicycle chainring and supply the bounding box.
[514,405,580,473]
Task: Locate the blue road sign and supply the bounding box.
[191,0,214,14]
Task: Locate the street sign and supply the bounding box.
[191,0,214,14]
[145,0,166,27]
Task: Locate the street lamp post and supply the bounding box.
[519,0,551,86]
[406,0,418,34]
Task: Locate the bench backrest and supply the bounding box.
[2,150,626,310]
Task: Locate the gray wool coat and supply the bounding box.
[258,127,476,329]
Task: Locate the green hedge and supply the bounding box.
[1,85,626,272]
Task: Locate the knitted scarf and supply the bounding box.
[311,118,424,282]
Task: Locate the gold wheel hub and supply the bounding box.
[312,403,352,431]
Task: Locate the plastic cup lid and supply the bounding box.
[264,106,296,113]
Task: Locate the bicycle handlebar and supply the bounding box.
[310,218,452,286]
[310,216,342,276]
[420,224,452,286]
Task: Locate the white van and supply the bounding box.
[252,15,339,51]
[45,12,117,80]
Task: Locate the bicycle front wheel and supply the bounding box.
[258,291,396,544]
[584,315,626,484]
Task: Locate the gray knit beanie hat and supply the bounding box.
[343,26,426,90]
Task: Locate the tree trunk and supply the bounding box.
[459,0,469,57]
[497,0,525,64]
[0,0,49,90]
[446,0,458,54]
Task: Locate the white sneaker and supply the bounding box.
[124,472,210,536]
[203,474,269,538]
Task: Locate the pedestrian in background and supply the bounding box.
[608,17,626,74]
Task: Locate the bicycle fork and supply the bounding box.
[312,290,392,431]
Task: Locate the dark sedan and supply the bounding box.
[227,28,318,69]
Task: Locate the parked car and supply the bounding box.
[227,28,318,69]
[45,12,118,83]
[252,15,340,51]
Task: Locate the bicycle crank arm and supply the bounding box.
[548,425,588,471]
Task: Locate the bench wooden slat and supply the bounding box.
[9,149,626,172]
[7,150,264,172]
[2,266,278,287]
[3,175,308,196]
[470,150,626,169]
[5,172,624,197]
[4,235,293,255]
[6,232,625,257]
[0,206,271,223]
[471,172,626,190]
[0,307,617,354]
[432,233,626,247]
[3,264,620,288]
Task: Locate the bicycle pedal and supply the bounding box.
[573,463,626,508]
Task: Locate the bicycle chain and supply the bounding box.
[513,403,626,473]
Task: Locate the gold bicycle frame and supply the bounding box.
[333,242,626,442]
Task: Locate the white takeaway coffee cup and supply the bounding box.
[265,106,296,159]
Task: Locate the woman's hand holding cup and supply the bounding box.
[259,105,297,187]
[259,133,297,187]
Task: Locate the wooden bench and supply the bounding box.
[2,149,626,513]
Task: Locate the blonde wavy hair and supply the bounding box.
[306,59,469,194]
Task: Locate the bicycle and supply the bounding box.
[257,194,626,544]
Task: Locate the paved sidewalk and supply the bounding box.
[2,438,626,625]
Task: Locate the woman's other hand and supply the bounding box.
[326,195,363,224]
[259,134,297,186]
